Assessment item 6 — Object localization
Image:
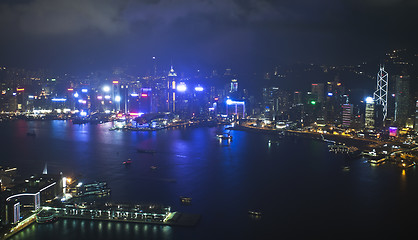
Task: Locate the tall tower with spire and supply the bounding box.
[167,66,177,112]
[373,65,388,122]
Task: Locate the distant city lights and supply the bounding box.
[103,86,110,92]
[195,86,204,92]
[81,89,88,93]
[74,92,79,98]
[130,93,139,97]
[226,99,245,105]
[51,98,67,102]
[115,96,121,102]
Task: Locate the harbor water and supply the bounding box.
[2,120,418,239]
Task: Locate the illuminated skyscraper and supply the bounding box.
[394,75,410,127]
[230,79,238,92]
[342,104,353,128]
[365,97,375,129]
[167,66,177,112]
[373,66,388,122]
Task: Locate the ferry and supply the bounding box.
[248,211,262,216]
[180,197,192,204]
[217,133,232,140]
[36,210,57,224]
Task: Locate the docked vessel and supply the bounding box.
[36,210,57,224]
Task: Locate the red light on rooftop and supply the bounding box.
[312,84,318,86]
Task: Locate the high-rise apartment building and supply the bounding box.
[394,75,410,127]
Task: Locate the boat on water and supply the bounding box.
[180,196,192,204]
[137,149,156,154]
[123,159,132,165]
[248,211,262,216]
[36,210,57,223]
[217,133,232,140]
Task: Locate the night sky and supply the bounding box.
[1,0,417,74]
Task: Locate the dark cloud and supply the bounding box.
[0,0,417,73]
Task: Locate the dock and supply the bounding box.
[37,205,200,227]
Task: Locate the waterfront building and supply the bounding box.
[262,87,290,121]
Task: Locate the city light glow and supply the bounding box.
[103,86,110,92]
[195,86,204,92]
[365,97,374,104]
[51,98,67,102]
[115,96,121,102]
[176,83,187,92]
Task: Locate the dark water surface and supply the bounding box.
[2,120,418,239]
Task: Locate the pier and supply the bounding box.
[38,204,200,227]
[3,204,200,239]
